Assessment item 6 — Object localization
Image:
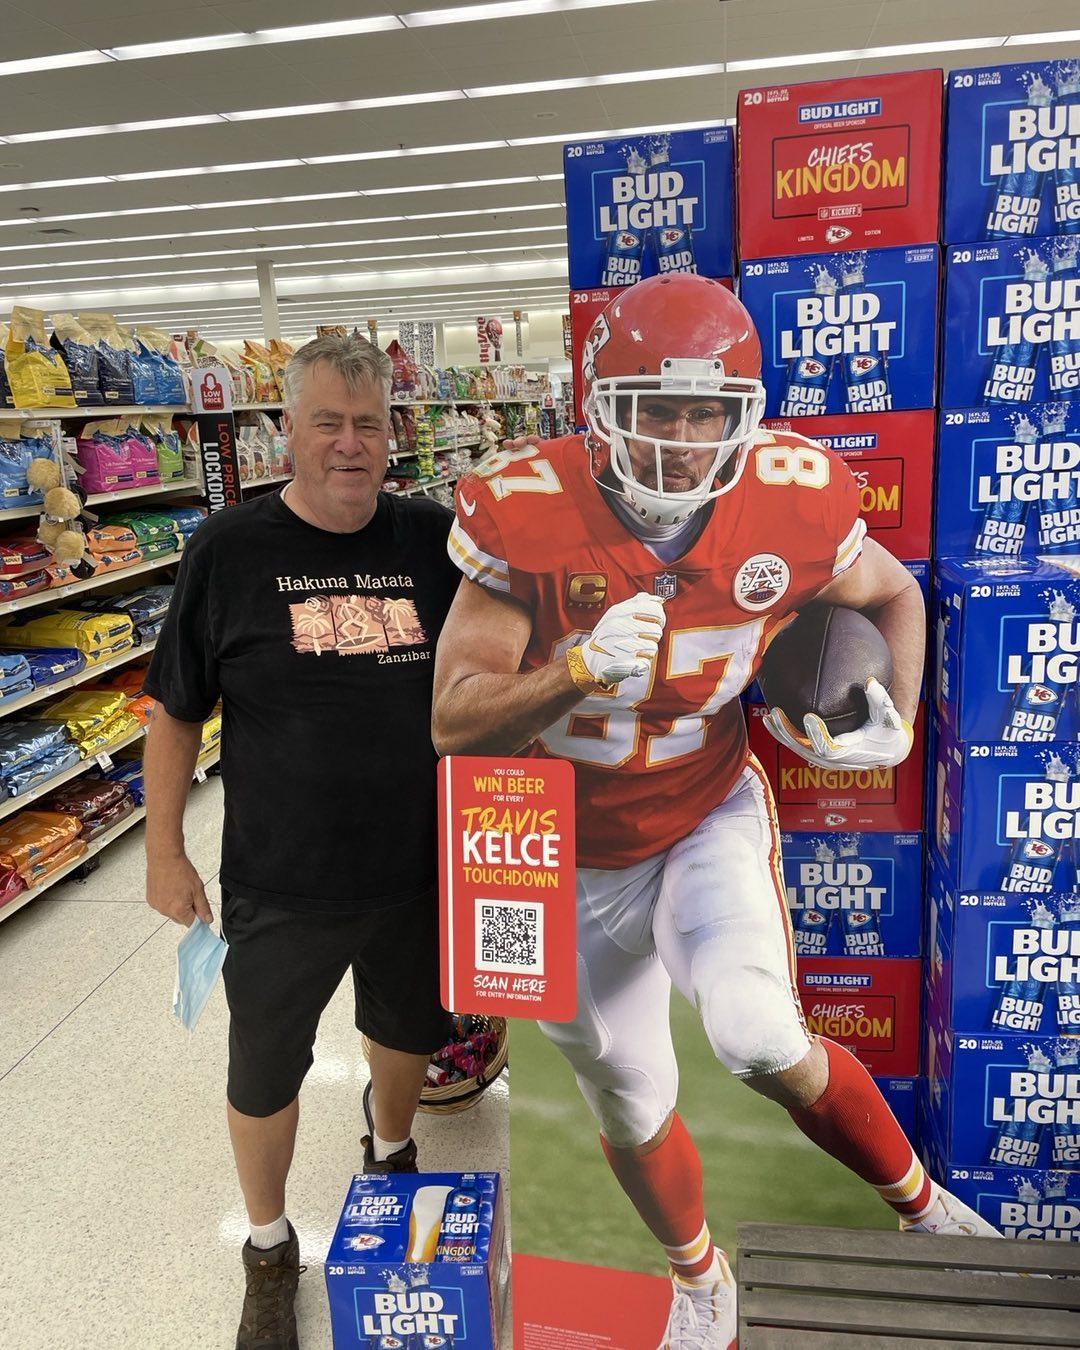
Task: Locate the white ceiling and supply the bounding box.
[0,0,1074,341]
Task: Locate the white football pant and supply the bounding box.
[538,757,811,1148]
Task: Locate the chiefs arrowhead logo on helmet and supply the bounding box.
[581,274,767,527]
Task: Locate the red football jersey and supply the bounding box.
[449,430,864,868]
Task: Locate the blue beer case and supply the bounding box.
[944,60,1080,245]
[781,831,923,958]
[932,718,1080,895]
[935,557,1080,743]
[934,404,1080,559]
[921,997,1079,1174]
[325,1173,504,1350]
[738,245,940,417]
[562,126,734,290]
[940,235,1080,409]
[925,856,1080,1038]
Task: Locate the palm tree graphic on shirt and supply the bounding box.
[289,594,428,655]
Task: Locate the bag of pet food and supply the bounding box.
[51,314,103,407]
[134,327,188,405]
[5,308,75,409]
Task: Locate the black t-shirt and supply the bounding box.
[145,489,460,910]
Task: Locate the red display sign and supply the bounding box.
[746,702,926,832]
[737,69,943,257]
[764,411,935,561]
[438,755,576,1021]
[796,956,922,1075]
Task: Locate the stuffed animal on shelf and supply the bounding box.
[29,456,87,566]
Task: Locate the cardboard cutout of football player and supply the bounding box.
[433,275,999,1350]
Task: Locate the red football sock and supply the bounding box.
[601,1113,718,1278]
[787,1038,936,1219]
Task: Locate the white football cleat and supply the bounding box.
[657,1273,737,1350]
[900,1187,1003,1238]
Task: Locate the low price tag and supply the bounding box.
[438,755,576,1021]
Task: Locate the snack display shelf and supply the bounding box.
[389,475,459,498]
[392,398,540,407]
[240,472,293,491]
[5,405,190,420]
[0,747,220,925]
[0,477,200,525]
[0,552,181,617]
[0,724,146,823]
[0,639,157,719]
[234,402,283,412]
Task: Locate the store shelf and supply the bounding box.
[6,405,190,420]
[0,552,181,618]
[240,472,293,491]
[0,478,200,526]
[0,640,157,720]
[387,475,458,498]
[0,747,220,924]
[0,724,146,822]
[393,398,540,407]
[234,402,283,412]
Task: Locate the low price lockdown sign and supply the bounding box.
[439,756,576,1022]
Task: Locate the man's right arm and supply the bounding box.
[144,705,213,926]
[432,578,667,756]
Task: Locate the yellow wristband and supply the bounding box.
[566,644,605,694]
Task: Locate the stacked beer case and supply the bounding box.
[735,71,945,1129]
[562,126,736,428]
[924,59,1080,1240]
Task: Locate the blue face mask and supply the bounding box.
[172,919,228,1032]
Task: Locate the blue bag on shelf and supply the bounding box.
[2,741,81,797]
[0,653,31,691]
[24,648,85,689]
[0,720,72,774]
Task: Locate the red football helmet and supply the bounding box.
[581,274,766,525]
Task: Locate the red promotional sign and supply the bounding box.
[764,411,935,561]
[797,956,922,1075]
[439,755,576,1021]
[737,69,943,257]
[746,701,926,832]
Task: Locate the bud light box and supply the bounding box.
[764,411,934,559]
[747,701,926,832]
[925,857,1080,1037]
[936,557,1080,743]
[325,1173,504,1350]
[940,235,1080,408]
[922,999,1080,1171]
[935,403,1080,559]
[796,957,921,1075]
[876,1075,919,1141]
[944,60,1080,245]
[781,830,923,958]
[740,245,940,417]
[939,1166,1080,1243]
[933,719,1080,893]
[737,69,943,259]
[563,126,734,291]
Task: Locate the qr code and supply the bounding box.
[475,898,545,975]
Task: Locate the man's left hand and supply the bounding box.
[762,677,914,770]
[501,435,543,451]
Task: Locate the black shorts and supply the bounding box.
[221,888,454,1118]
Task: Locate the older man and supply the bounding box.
[144,334,459,1350]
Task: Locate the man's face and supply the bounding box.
[283,361,390,515]
[617,393,738,494]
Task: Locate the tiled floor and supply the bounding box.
[0,775,510,1350]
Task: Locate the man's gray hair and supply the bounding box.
[283,333,393,408]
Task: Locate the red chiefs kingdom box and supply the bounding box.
[569,279,734,429]
[746,701,926,832]
[797,956,922,1075]
[764,411,934,560]
[737,69,943,258]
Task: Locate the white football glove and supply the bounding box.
[762,677,914,770]
[579,591,667,688]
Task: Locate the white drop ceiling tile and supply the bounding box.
[726,6,879,52]
[573,18,726,62]
[6,0,205,24]
[55,9,244,49]
[426,36,589,77]
[210,0,398,26]
[565,0,718,34]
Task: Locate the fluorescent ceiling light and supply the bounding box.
[1005,29,1080,46]
[727,35,1006,72]
[226,91,464,124]
[112,286,572,321]
[0,50,114,78]
[465,62,724,98]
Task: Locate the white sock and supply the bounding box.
[373,1132,410,1162]
[250,1212,290,1249]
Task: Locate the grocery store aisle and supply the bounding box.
[0,776,510,1350]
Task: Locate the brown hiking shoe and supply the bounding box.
[237,1222,304,1350]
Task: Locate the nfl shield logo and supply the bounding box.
[654,572,677,600]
